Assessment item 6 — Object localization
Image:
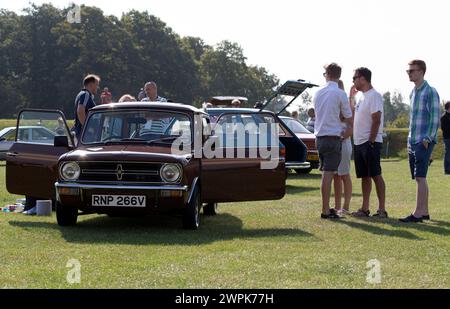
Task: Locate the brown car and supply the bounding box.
[6,104,286,229]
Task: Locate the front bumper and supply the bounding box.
[285,161,311,170]
[55,182,190,212]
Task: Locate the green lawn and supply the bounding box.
[0,160,449,288]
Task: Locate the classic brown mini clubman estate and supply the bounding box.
[6,102,289,229]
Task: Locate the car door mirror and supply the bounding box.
[54,135,69,147]
[0,137,5,142]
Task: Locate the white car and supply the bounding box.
[0,126,57,160]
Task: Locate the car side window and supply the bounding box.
[214,112,279,148]
[16,110,73,146]
[3,129,16,141]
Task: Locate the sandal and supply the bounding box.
[351,208,370,217]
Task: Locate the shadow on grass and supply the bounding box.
[334,219,424,240]
[287,173,322,180]
[9,213,316,245]
[335,216,450,239]
[285,185,319,195]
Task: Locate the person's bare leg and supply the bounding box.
[361,177,371,211]
[333,174,342,210]
[372,175,386,211]
[341,174,352,211]
[321,171,335,215]
[414,177,428,217]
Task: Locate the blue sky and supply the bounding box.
[3,0,450,103]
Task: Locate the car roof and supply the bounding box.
[208,96,248,106]
[91,102,206,114]
[206,107,260,114]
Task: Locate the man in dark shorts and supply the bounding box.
[313,63,353,219]
[400,60,440,223]
[351,67,387,218]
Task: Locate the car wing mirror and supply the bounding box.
[0,137,5,142]
[54,135,69,148]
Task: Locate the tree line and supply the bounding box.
[0,4,279,118]
[0,4,413,128]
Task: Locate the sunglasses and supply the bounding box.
[406,69,421,74]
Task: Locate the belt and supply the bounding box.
[317,136,340,139]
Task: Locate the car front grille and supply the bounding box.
[78,161,163,183]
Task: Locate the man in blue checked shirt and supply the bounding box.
[400,60,440,223]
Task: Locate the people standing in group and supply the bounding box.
[351,67,387,218]
[313,63,353,219]
[118,94,136,102]
[141,81,167,102]
[100,87,112,104]
[137,88,146,101]
[231,99,241,108]
[441,101,450,175]
[400,60,440,223]
[73,74,100,143]
[333,80,354,216]
[306,108,315,133]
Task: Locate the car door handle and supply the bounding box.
[6,152,18,157]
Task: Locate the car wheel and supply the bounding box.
[56,201,78,226]
[182,188,201,230]
[295,167,313,174]
[203,203,218,216]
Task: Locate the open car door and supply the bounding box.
[6,109,74,199]
[260,79,318,115]
[201,111,285,203]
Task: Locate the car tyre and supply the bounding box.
[56,201,78,226]
[182,188,200,230]
[295,167,312,174]
[203,203,218,216]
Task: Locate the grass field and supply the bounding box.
[0,160,449,288]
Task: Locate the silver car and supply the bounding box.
[0,126,56,160]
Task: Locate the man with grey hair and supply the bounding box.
[141,81,167,102]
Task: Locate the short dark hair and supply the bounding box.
[83,74,100,87]
[324,63,342,79]
[355,67,372,83]
[445,101,450,111]
[408,59,426,74]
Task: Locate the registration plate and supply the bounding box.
[307,154,319,161]
[92,195,146,207]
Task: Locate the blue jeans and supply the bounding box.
[444,139,450,174]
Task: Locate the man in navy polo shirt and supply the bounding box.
[73,74,100,142]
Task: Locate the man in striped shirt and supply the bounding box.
[73,74,100,142]
[400,60,440,223]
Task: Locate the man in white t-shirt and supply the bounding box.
[352,67,387,218]
[313,63,353,219]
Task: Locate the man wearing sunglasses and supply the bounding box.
[400,60,440,223]
[351,67,387,218]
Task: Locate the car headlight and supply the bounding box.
[60,162,80,181]
[160,164,182,183]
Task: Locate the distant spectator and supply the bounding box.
[54,117,66,135]
[441,101,450,175]
[231,99,241,108]
[291,110,299,120]
[73,74,100,142]
[141,81,167,102]
[100,87,112,104]
[118,94,136,102]
[137,88,145,101]
[254,101,264,109]
[306,108,315,133]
